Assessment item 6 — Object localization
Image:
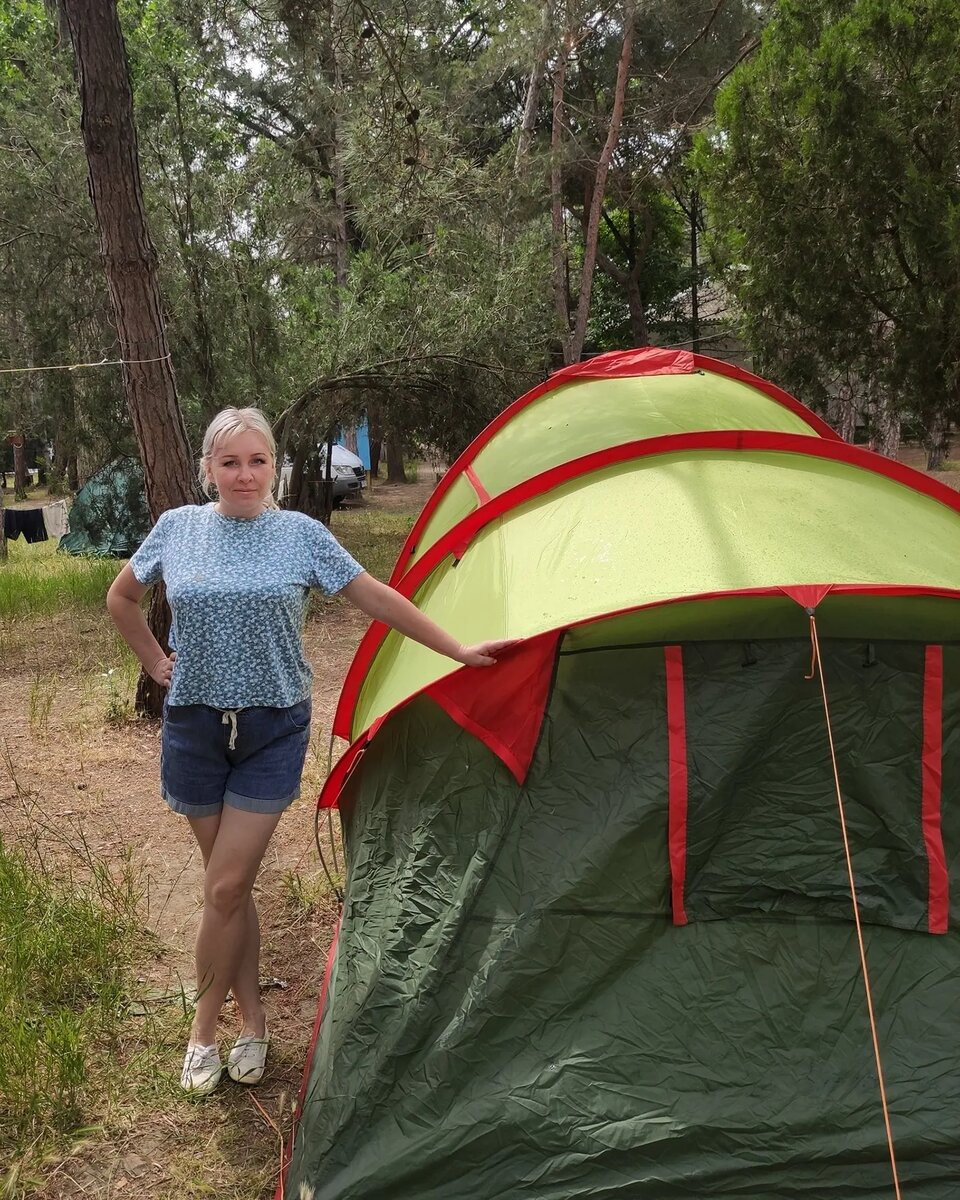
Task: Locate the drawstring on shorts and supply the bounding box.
[221,708,239,750]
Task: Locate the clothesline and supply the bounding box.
[2,498,69,543]
[0,352,172,375]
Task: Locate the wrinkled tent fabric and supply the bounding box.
[282,349,960,1200]
[58,457,151,558]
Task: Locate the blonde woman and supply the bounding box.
[107,408,510,1095]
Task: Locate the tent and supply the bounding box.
[281,348,960,1199]
[58,457,151,557]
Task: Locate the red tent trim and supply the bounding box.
[327,584,960,782]
[389,349,837,585]
[665,646,689,926]
[334,429,960,739]
[392,431,960,603]
[922,645,948,934]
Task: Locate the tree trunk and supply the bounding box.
[625,269,649,346]
[866,387,901,461]
[62,0,197,717]
[367,400,384,479]
[925,412,950,471]
[385,430,406,483]
[286,438,311,511]
[13,438,28,498]
[515,1,554,173]
[689,191,701,353]
[828,383,858,443]
[569,3,635,362]
[550,33,574,362]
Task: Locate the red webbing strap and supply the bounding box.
[922,646,948,934]
[464,464,491,504]
[664,646,689,926]
[808,616,902,1199]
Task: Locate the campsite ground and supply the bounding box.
[1,470,437,1200]
[1,447,957,1199]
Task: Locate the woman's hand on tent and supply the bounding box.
[456,640,518,667]
[149,651,176,688]
[342,575,517,666]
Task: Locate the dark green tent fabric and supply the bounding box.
[285,640,960,1199]
[58,457,150,558]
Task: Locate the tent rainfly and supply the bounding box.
[280,348,960,1200]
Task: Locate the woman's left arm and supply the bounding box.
[342,572,514,667]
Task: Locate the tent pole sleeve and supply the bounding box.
[665,645,689,926]
[922,646,948,934]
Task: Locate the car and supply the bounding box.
[277,444,366,506]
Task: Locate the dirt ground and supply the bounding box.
[1,473,438,1200]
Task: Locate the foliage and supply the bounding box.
[695,0,960,439]
[588,194,689,351]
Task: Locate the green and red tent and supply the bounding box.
[281,348,960,1199]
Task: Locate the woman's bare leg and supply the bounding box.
[187,807,282,1046]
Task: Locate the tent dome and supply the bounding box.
[283,349,960,1200]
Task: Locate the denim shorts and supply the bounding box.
[160,699,312,818]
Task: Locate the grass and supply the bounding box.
[0,827,147,1195]
[330,504,417,582]
[0,540,121,618]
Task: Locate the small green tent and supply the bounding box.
[282,349,960,1199]
[58,457,151,558]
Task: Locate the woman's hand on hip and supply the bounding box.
[149,651,177,688]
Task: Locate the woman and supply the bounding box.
[107,408,510,1096]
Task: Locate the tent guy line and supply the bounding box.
[809,612,903,1200]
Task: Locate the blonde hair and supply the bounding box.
[199,407,279,509]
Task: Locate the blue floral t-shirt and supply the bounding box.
[129,504,364,709]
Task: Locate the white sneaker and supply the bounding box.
[226,1027,270,1085]
[180,1042,222,1095]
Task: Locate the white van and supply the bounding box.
[277,445,366,506]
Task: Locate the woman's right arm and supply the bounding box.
[106,564,176,687]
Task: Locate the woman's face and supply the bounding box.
[206,429,275,517]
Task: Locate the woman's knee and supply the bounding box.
[205,873,254,918]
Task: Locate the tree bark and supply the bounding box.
[367,399,384,479]
[13,438,28,498]
[866,386,902,460]
[61,0,197,717]
[924,412,950,471]
[569,2,635,362]
[828,382,858,443]
[550,31,574,362]
[385,429,406,483]
[515,1,554,173]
